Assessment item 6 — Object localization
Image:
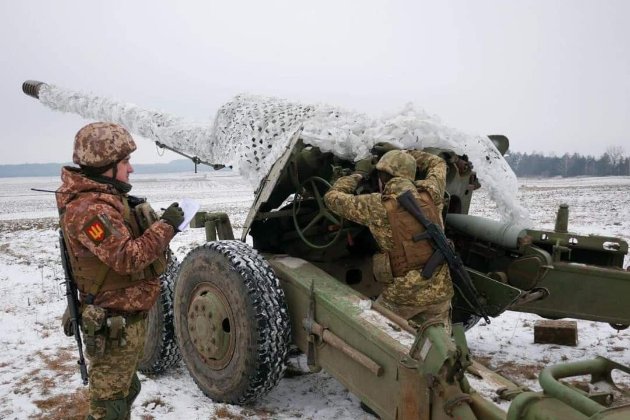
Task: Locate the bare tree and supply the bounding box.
[605,145,626,175]
[605,145,625,166]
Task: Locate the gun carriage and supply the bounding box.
[23,80,630,419]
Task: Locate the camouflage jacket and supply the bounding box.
[56,167,174,312]
[324,151,454,312]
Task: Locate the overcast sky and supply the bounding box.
[2,1,629,165]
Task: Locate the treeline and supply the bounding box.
[0,159,217,178]
[505,147,630,177]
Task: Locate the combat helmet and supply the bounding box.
[375,150,416,180]
[73,122,136,170]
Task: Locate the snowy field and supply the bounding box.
[0,172,629,419]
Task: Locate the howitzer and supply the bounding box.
[59,230,88,385]
[23,79,630,418]
[397,189,491,324]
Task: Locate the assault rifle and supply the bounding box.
[397,190,491,324]
[59,230,89,385]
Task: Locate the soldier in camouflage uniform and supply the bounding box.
[56,122,184,419]
[324,147,454,333]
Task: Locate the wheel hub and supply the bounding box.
[188,289,231,364]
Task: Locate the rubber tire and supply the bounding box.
[174,240,290,404]
[138,256,182,374]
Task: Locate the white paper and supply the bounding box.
[178,198,200,231]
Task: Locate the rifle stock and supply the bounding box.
[397,190,491,323]
[59,231,89,385]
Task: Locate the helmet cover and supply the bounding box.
[73,122,136,167]
[375,150,417,180]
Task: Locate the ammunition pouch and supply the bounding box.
[104,311,148,348]
[81,304,107,336]
[81,305,136,356]
[106,315,127,348]
[372,252,394,284]
[81,304,108,357]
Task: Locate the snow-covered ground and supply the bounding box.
[0,172,628,419]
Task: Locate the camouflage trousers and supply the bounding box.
[376,295,452,336]
[87,317,147,420]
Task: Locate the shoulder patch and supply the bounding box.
[82,214,112,245]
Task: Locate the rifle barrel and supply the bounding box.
[59,231,89,385]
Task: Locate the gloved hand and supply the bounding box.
[161,202,184,231]
[353,157,376,179]
[371,142,399,156]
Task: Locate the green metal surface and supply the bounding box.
[267,255,481,420]
[447,211,630,327]
[191,211,235,241]
[446,214,528,250]
[187,285,233,368]
[268,255,408,420]
[588,406,630,419]
[554,204,569,233]
[465,269,522,317]
[540,360,607,417]
[526,229,628,267]
[488,134,510,156]
[505,356,630,419]
[507,393,589,420]
[539,357,630,417]
[516,263,630,325]
[291,176,344,249]
[468,392,508,420]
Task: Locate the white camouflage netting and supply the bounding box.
[38,83,530,225]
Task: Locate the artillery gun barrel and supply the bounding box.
[21,79,217,168]
[446,213,528,249]
[22,80,46,99]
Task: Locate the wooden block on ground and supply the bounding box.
[534,320,578,346]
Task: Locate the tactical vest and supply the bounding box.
[61,198,168,297]
[382,190,442,278]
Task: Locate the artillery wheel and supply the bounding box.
[292,176,344,249]
[174,240,290,404]
[138,254,182,374]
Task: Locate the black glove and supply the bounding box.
[353,157,376,179]
[371,142,399,156]
[161,202,184,231]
